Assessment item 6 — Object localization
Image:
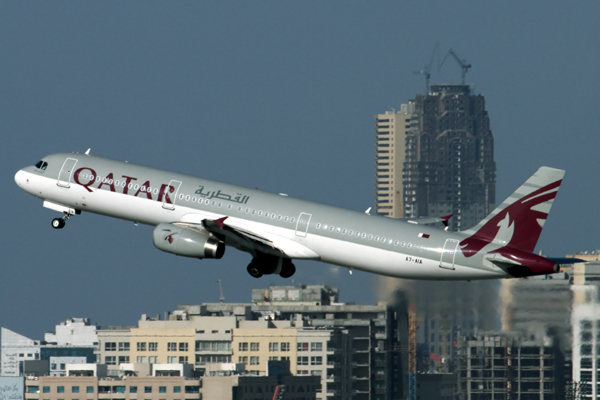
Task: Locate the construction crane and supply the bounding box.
[413,43,439,94]
[217,279,225,303]
[408,305,417,400]
[440,48,472,84]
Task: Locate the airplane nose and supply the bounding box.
[14,169,29,189]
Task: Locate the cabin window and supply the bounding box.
[316,223,321,229]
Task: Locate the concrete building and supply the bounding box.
[416,373,456,400]
[403,84,495,231]
[44,318,98,347]
[500,272,573,350]
[1,328,40,376]
[375,103,414,218]
[2,319,98,378]
[176,284,408,400]
[95,326,131,366]
[570,261,600,399]
[456,333,565,400]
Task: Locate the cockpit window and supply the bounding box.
[35,160,48,170]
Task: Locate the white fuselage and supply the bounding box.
[15,153,511,280]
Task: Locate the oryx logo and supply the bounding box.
[165,232,178,244]
[460,179,561,256]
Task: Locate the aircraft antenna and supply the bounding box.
[440,48,472,84]
[217,280,225,303]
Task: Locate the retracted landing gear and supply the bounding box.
[246,254,296,279]
[51,212,71,229]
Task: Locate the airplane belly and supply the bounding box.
[308,234,506,280]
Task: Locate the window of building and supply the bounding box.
[239,342,248,352]
[148,356,157,364]
[149,342,158,351]
[105,342,116,351]
[105,356,116,365]
[72,387,80,393]
[179,342,188,352]
[311,356,322,365]
[60,363,65,370]
[250,356,259,365]
[239,356,248,364]
[86,387,94,394]
[118,342,130,352]
[159,387,166,393]
[281,342,290,352]
[173,386,181,393]
[57,387,65,393]
[118,356,129,364]
[27,386,39,393]
[297,343,308,352]
[113,386,125,393]
[269,342,279,352]
[167,342,176,351]
[167,356,177,363]
[185,386,200,394]
[129,387,137,394]
[297,357,308,365]
[250,342,259,351]
[137,342,147,351]
[269,356,279,361]
[137,356,147,363]
[179,356,188,363]
[43,387,50,393]
[144,387,152,393]
[311,343,322,352]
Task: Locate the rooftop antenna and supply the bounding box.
[217,280,225,303]
[440,48,472,84]
[413,43,439,94]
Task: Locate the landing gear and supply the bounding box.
[247,262,263,278]
[280,259,296,278]
[51,213,70,229]
[246,255,296,278]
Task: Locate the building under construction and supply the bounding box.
[403,84,496,231]
[456,333,566,400]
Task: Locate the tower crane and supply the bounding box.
[408,305,417,400]
[413,43,439,94]
[217,279,225,303]
[440,48,472,84]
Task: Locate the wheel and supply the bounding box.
[247,263,263,278]
[51,218,65,229]
[279,260,296,278]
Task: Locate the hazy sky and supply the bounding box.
[2,2,599,339]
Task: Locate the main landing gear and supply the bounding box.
[51,213,71,229]
[247,254,296,279]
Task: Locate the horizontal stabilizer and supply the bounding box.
[548,257,586,266]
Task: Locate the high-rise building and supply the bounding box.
[375,103,415,218]
[403,84,495,231]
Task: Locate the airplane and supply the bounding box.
[14,151,572,280]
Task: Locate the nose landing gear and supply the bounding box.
[51,212,71,229]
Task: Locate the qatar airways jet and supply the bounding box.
[15,151,571,280]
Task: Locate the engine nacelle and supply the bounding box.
[153,223,225,259]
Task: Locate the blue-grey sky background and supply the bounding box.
[2,2,599,339]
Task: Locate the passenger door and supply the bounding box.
[57,158,78,188]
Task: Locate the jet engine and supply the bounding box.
[153,223,225,259]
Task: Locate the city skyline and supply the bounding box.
[1,2,600,340]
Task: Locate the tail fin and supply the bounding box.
[461,167,565,254]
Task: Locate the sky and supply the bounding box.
[1,2,600,340]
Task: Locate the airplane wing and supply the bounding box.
[178,214,320,260]
[404,214,453,228]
